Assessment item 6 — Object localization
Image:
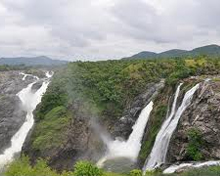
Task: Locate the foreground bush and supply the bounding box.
[5,155,60,176]
[129,169,142,176]
[74,161,104,176]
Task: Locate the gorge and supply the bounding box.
[1,57,220,176]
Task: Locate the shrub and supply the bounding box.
[5,155,59,176]
[74,161,104,176]
[186,128,203,161]
[129,169,142,176]
[5,155,33,176]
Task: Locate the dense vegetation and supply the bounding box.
[37,56,220,122]
[25,56,220,173]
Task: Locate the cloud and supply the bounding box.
[0,0,220,60]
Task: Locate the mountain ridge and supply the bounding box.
[123,44,220,60]
[0,56,68,66]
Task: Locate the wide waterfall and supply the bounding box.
[143,83,200,172]
[0,73,50,169]
[98,101,154,168]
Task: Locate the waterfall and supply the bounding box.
[0,74,50,169]
[97,101,153,167]
[143,83,200,171]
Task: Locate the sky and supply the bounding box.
[0,0,220,61]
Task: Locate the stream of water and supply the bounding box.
[143,83,200,172]
[0,73,51,170]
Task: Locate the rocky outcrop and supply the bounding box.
[23,99,106,171]
[167,78,220,163]
[111,80,165,139]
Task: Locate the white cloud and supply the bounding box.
[0,0,219,60]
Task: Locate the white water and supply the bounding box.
[19,72,39,80]
[163,161,220,174]
[45,71,53,78]
[98,101,153,167]
[143,83,200,171]
[0,75,50,169]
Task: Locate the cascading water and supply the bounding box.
[98,101,153,168]
[143,83,200,172]
[19,72,39,80]
[163,160,220,174]
[0,73,50,169]
[45,71,54,78]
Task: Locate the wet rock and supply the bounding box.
[0,71,43,154]
[0,95,26,153]
[167,79,220,162]
[111,80,165,139]
[32,81,43,92]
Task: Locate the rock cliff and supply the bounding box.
[167,77,220,163]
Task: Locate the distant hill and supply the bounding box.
[0,56,68,66]
[158,49,188,58]
[123,44,220,60]
[124,51,157,59]
[190,45,220,56]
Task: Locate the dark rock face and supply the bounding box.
[167,79,220,163]
[31,81,43,92]
[23,100,106,171]
[111,80,165,139]
[47,117,105,171]
[0,71,37,153]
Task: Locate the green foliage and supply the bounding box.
[186,128,203,161]
[74,161,104,176]
[32,106,70,152]
[5,155,60,176]
[5,155,33,176]
[129,169,142,176]
[36,56,220,123]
